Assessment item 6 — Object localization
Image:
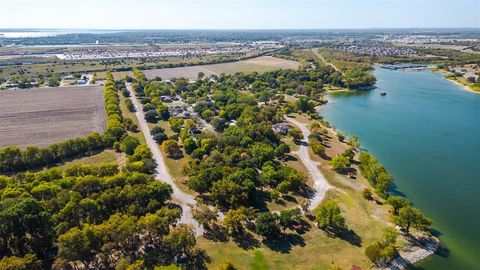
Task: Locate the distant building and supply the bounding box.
[161,96,173,103]
[272,123,292,135]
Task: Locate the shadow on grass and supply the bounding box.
[233,231,261,250]
[323,226,362,247]
[263,233,306,253]
[203,223,229,243]
[286,154,299,162]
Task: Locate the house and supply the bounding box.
[189,126,202,135]
[272,123,292,135]
[177,112,191,119]
[161,96,173,103]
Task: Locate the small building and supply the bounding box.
[161,96,173,103]
[5,83,18,88]
[177,112,191,119]
[189,126,202,135]
[272,123,292,135]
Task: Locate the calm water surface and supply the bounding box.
[321,68,480,269]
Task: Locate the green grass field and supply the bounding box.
[58,150,126,170]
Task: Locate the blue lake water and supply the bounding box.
[321,68,480,269]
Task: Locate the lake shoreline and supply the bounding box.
[320,103,440,270]
[430,68,480,94]
[383,235,440,270]
[320,67,480,269]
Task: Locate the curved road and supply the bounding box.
[126,84,203,235]
[284,116,332,211]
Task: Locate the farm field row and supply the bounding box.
[114,56,301,80]
[0,85,106,148]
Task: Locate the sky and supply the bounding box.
[0,0,478,30]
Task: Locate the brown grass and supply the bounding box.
[140,56,301,80]
[0,85,106,148]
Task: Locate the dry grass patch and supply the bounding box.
[58,150,126,170]
[142,56,301,80]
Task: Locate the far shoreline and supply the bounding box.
[429,68,480,94]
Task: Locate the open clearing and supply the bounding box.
[0,85,106,148]
[138,56,301,80]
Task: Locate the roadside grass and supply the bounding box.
[57,150,126,170]
[157,120,176,137]
[162,152,196,196]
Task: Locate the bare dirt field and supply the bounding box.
[0,85,106,148]
[139,56,301,80]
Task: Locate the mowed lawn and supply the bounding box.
[139,56,301,80]
[0,85,106,148]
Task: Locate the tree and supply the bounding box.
[57,227,97,267]
[385,196,409,215]
[394,206,432,234]
[164,225,196,256]
[223,207,256,235]
[275,143,291,159]
[362,188,373,200]
[288,128,304,143]
[279,208,302,230]
[296,96,315,113]
[251,143,275,166]
[316,200,345,230]
[191,203,218,230]
[144,110,158,123]
[211,180,247,209]
[201,109,214,121]
[121,136,140,155]
[183,137,198,154]
[310,139,325,157]
[343,148,355,160]
[255,212,280,239]
[48,74,60,87]
[0,198,54,260]
[365,227,399,265]
[211,117,226,131]
[218,262,237,270]
[157,105,170,120]
[329,155,351,173]
[124,99,135,112]
[161,140,182,158]
[0,254,43,270]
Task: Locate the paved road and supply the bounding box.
[126,84,203,235]
[186,105,215,132]
[284,116,332,211]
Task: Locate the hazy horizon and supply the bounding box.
[0,0,478,30]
